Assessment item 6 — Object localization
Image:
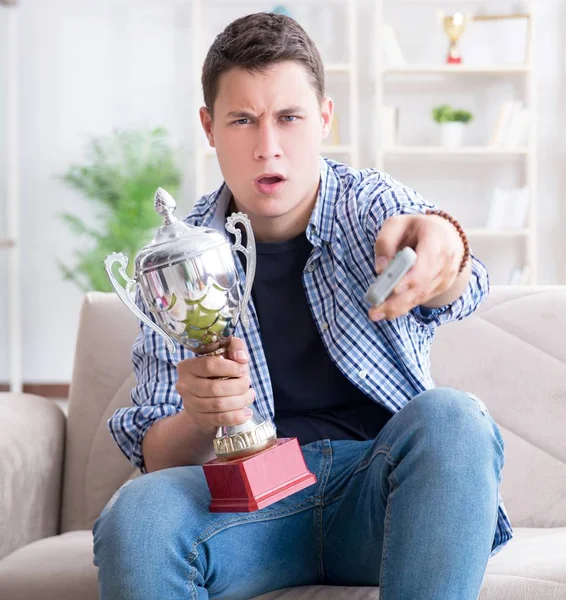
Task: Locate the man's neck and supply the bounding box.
[229,187,319,244]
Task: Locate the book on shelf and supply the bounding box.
[489,101,529,148]
[486,186,529,230]
[381,24,406,67]
[508,265,531,286]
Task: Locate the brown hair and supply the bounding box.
[202,12,325,115]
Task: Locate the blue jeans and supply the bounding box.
[93,387,505,600]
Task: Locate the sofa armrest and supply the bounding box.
[0,393,65,561]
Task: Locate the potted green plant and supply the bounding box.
[58,126,182,293]
[432,104,473,148]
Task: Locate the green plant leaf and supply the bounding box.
[452,110,473,123]
[432,104,474,124]
[432,104,454,123]
[58,127,182,292]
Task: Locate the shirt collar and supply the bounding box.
[193,156,344,244]
[306,156,343,245]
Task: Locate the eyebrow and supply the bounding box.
[225,106,307,119]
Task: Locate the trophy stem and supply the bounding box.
[200,347,278,461]
[448,40,462,64]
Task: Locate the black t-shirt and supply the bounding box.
[250,232,393,445]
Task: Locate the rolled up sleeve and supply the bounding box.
[410,254,490,327]
[107,291,192,472]
[359,171,490,330]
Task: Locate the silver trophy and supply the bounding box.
[104,187,277,461]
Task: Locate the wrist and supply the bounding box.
[180,406,218,438]
[426,209,470,274]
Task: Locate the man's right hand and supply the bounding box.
[175,337,255,433]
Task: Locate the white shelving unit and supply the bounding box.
[191,0,360,198]
[375,0,538,285]
[1,1,22,392]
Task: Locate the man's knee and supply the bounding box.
[402,387,504,469]
[93,466,208,559]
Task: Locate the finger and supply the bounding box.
[188,372,251,400]
[178,354,247,379]
[226,337,250,364]
[384,234,445,306]
[374,216,413,273]
[370,288,422,321]
[198,405,255,429]
[369,275,440,321]
[186,387,256,415]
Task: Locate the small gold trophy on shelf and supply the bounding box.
[438,10,473,64]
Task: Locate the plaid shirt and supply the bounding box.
[109,157,512,555]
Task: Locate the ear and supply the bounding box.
[320,97,334,140]
[199,107,216,147]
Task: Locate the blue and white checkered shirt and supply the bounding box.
[109,157,512,555]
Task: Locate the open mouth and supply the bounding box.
[257,176,283,185]
[255,174,286,194]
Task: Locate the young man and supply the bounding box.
[93,12,512,600]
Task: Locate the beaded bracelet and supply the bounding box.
[426,209,470,275]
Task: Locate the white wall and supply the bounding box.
[0,0,564,382]
[1,0,196,382]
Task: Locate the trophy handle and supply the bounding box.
[225,213,256,329]
[104,252,177,355]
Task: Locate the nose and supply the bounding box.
[253,122,282,161]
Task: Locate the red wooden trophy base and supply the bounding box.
[202,437,317,512]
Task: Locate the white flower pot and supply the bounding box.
[440,122,466,148]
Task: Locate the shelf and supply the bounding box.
[466,228,530,238]
[383,147,528,156]
[383,65,530,75]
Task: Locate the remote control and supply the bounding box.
[364,247,417,307]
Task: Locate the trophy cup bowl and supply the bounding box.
[104,188,316,511]
[438,11,473,64]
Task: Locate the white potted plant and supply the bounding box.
[432,104,473,148]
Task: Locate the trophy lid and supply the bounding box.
[134,188,228,274]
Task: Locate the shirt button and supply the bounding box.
[359,369,368,379]
[321,322,329,331]
[307,264,316,272]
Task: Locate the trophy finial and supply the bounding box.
[154,187,177,224]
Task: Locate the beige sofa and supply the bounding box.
[1,286,566,600]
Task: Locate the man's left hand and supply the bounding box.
[369,214,466,322]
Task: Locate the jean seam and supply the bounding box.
[184,499,317,595]
[188,557,198,600]
[322,446,394,506]
[185,497,316,560]
[316,446,333,583]
[378,471,398,597]
[315,446,334,502]
[352,444,392,476]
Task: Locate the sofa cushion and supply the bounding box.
[0,527,564,600]
[431,287,566,527]
[61,288,566,534]
[61,292,139,533]
[253,527,566,600]
[0,531,98,600]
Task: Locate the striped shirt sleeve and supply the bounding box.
[359,171,490,328]
[411,255,490,327]
[107,290,192,472]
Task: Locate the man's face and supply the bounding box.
[200,61,333,241]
